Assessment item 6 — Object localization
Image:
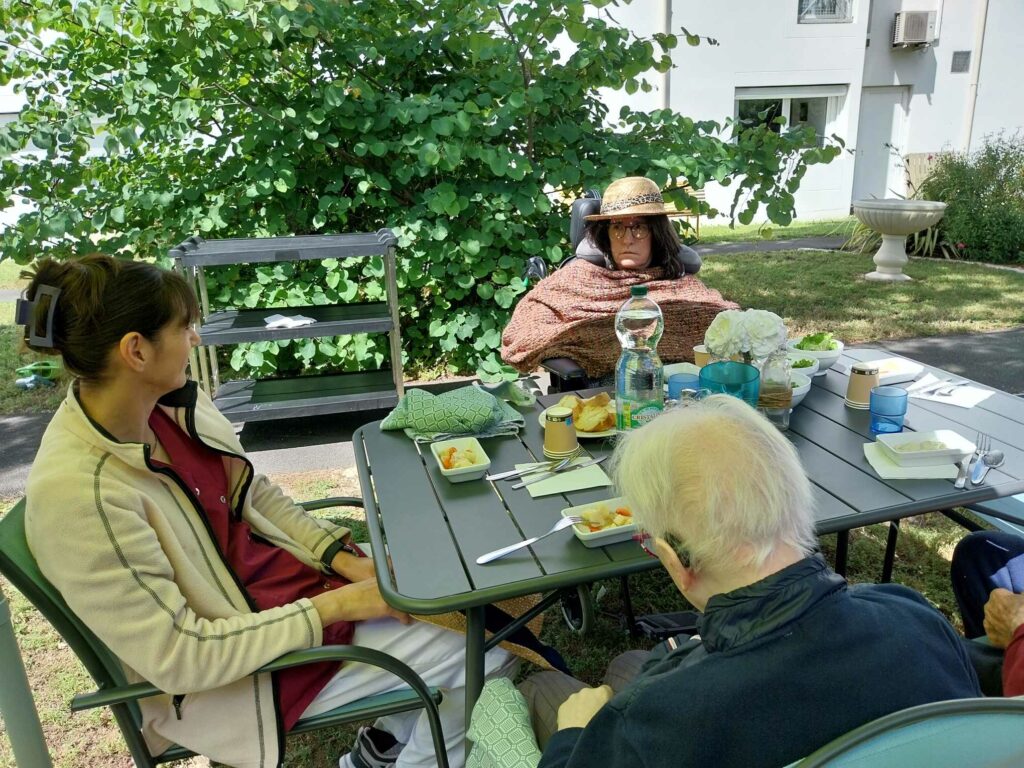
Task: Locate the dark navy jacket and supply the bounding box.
[540,555,981,768]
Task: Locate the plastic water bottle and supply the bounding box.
[615,285,664,430]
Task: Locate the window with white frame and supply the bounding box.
[798,0,854,23]
[735,86,847,147]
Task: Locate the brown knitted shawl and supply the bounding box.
[500,260,739,377]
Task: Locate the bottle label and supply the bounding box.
[617,399,663,430]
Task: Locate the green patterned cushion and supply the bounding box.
[467,678,542,768]
[380,385,524,440]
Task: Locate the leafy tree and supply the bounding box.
[0,0,840,379]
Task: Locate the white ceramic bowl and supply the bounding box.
[786,351,820,378]
[787,337,845,376]
[876,430,975,467]
[790,372,812,409]
[430,437,491,483]
[561,497,637,549]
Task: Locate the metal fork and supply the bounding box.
[486,455,574,482]
[933,381,969,397]
[476,516,584,564]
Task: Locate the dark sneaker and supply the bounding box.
[347,726,402,768]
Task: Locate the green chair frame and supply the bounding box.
[0,497,450,767]
[793,697,1024,767]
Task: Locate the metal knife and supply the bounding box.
[511,456,607,489]
[953,459,970,490]
[969,455,989,487]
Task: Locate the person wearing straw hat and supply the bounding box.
[501,176,738,379]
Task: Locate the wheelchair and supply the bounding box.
[525,189,704,394]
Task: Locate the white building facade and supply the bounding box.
[605,0,1024,221]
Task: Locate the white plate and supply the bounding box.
[561,497,637,548]
[875,429,975,468]
[538,404,617,439]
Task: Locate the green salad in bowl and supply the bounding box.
[786,333,844,377]
[793,332,839,352]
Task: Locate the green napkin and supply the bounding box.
[517,457,612,498]
[381,384,525,442]
[466,678,541,768]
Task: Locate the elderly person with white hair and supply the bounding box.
[521,396,980,768]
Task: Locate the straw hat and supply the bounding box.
[584,176,686,221]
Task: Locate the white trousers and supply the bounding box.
[302,617,518,768]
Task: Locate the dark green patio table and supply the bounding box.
[352,348,1024,749]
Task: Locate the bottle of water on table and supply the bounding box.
[615,285,664,430]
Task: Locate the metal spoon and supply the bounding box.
[972,450,1006,486]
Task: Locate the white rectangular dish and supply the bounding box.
[429,437,491,482]
[873,357,925,386]
[561,496,637,548]
[875,430,975,468]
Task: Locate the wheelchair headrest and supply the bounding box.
[569,190,602,251]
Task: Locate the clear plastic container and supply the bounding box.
[759,347,792,430]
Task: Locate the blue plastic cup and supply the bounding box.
[698,362,760,408]
[869,386,909,435]
[668,372,702,400]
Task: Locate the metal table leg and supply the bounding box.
[834,530,849,576]
[464,605,486,761]
[0,587,53,767]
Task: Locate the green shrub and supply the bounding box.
[0,0,839,381]
[917,134,1024,264]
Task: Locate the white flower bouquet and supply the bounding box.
[704,309,787,362]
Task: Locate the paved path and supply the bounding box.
[696,235,847,255]
[0,289,21,302]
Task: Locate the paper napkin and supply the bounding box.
[910,386,994,409]
[515,458,612,498]
[863,442,959,480]
[265,313,317,329]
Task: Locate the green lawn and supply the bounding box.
[695,216,857,244]
[699,249,1024,342]
[0,258,28,291]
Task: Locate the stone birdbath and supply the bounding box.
[852,199,948,282]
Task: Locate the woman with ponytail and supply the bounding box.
[18,254,515,768]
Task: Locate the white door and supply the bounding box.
[852,87,909,201]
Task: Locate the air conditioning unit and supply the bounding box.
[893,11,937,47]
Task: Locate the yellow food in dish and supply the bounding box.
[576,503,633,533]
[891,440,948,453]
[556,392,615,433]
[439,446,479,469]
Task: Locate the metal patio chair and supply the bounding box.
[0,498,449,767]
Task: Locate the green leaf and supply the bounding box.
[246,349,264,367]
[419,142,441,166]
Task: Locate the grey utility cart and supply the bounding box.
[171,231,405,422]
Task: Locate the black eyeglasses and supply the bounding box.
[633,530,692,568]
[609,221,651,241]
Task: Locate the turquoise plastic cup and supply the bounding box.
[869,386,909,435]
[698,362,760,408]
